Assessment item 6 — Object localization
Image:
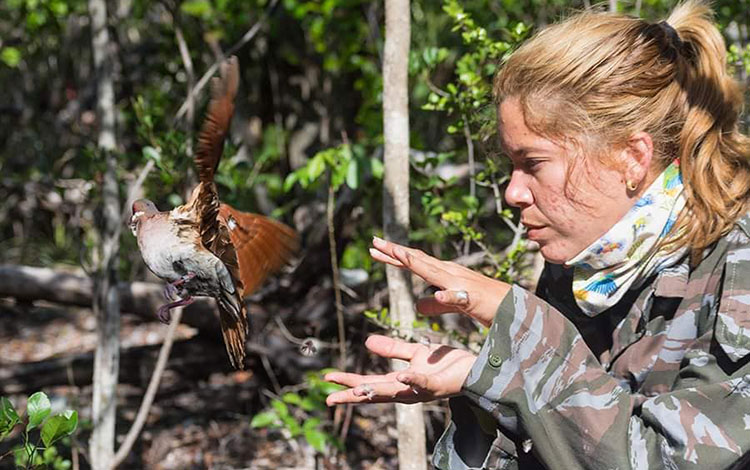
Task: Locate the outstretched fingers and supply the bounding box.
[371,237,450,287]
[364,335,423,360]
[325,376,423,405]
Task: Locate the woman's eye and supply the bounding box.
[525,159,542,171]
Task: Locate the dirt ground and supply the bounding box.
[0,299,448,469]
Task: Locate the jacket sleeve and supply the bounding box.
[453,284,750,470]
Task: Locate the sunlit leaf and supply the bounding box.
[41,410,77,447]
[270,399,289,418]
[0,47,21,67]
[304,428,327,453]
[282,392,302,406]
[0,397,19,439]
[26,392,51,431]
[181,0,212,17]
[250,411,277,428]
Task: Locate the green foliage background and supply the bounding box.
[1,0,748,274]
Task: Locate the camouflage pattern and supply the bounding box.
[432,215,750,469]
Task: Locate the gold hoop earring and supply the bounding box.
[626,180,638,192]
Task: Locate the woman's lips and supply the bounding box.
[522,223,546,240]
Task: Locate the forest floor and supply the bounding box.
[0,299,448,470]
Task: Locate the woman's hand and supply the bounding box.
[370,236,511,327]
[325,335,476,405]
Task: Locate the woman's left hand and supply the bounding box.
[325,335,476,405]
[370,236,511,327]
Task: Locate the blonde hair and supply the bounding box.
[494,0,750,257]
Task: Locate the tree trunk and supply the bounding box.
[88,0,121,467]
[383,2,427,470]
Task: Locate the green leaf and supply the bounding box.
[303,417,321,430]
[304,428,327,453]
[281,414,301,437]
[26,392,51,431]
[283,172,299,192]
[250,411,278,428]
[41,410,77,448]
[42,444,58,462]
[270,399,289,418]
[300,396,325,412]
[0,397,19,439]
[181,0,212,17]
[306,153,327,184]
[370,156,384,179]
[345,156,359,189]
[0,47,21,67]
[282,392,302,406]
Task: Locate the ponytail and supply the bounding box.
[668,0,750,257]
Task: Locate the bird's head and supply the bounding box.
[129,199,158,235]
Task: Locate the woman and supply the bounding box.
[326,1,750,469]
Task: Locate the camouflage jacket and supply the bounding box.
[432,216,750,470]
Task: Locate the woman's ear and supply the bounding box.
[621,131,654,192]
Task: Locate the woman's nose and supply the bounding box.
[504,171,533,208]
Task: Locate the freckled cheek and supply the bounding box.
[536,190,579,235]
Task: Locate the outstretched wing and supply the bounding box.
[191,55,241,269]
[184,56,247,368]
[195,56,239,184]
[218,203,299,296]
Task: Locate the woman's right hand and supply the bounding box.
[370,236,511,327]
[325,335,476,405]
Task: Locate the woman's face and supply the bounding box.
[499,98,635,264]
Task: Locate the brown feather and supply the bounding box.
[218,204,299,295]
[218,302,247,369]
[195,56,239,184]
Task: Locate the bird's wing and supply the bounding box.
[195,55,239,184]
[218,203,299,296]
[185,55,243,288]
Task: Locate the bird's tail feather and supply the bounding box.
[217,294,247,369]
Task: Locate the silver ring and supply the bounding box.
[456,290,469,301]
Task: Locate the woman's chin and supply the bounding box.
[538,244,570,265]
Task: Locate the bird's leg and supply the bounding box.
[156,296,195,324]
[163,272,197,301]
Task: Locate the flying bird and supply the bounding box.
[129,56,298,369]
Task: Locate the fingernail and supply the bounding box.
[373,236,385,247]
[435,291,446,302]
[369,248,378,258]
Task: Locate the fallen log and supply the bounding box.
[0,265,220,335]
[0,336,238,395]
